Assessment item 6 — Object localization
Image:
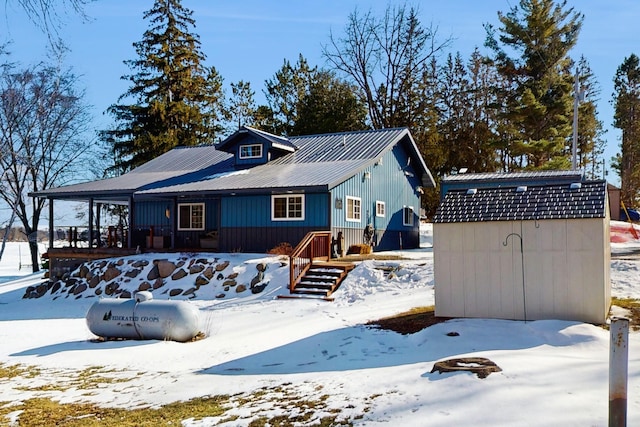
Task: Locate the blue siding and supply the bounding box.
[221,193,329,228]
[330,145,421,250]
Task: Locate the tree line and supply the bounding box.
[1,0,640,271]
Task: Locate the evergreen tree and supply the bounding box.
[612,54,640,207]
[485,0,583,170]
[263,55,316,135]
[228,80,256,130]
[101,0,225,173]
[292,70,368,135]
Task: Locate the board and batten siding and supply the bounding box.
[434,218,610,324]
[219,192,330,252]
[331,144,422,251]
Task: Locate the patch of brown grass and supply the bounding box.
[366,306,451,335]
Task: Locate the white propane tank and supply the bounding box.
[86,291,201,342]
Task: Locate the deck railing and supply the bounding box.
[289,231,332,292]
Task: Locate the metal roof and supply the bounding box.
[442,170,583,183]
[433,180,607,223]
[32,145,233,200]
[137,159,369,197]
[34,127,435,200]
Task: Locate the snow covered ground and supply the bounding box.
[1,224,640,426]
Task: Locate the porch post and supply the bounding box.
[88,198,94,248]
[171,197,176,249]
[127,196,134,248]
[96,203,102,247]
[48,198,54,249]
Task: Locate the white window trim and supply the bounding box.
[239,144,262,159]
[403,206,414,226]
[346,196,362,222]
[271,194,305,221]
[376,200,386,217]
[177,202,205,231]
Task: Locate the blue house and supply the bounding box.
[34,127,435,256]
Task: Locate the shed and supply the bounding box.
[433,173,610,324]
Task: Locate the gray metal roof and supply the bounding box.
[442,170,583,183]
[34,127,435,200]
[32,145,233,200]
[433,180,607,223]
[137,159,369,196]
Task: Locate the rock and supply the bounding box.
[169,288,183,297]
[189,264,205,274]
[125,268,141,278]
[256,262,267,272]
[202,267,214,280]
[95,288,102,296]
[182,287,196,296]
[132,260,148,268]
[152,278,164,289]
[215,260,229,271]
[223,279,236,287]
[120,290,132,299]
[235,284,247,293]
[138,282,151,291]
[251,283,267,294]
[50,282,62,294]
[157,260,177,278]
[23,285,35,299]
[116,259,125,266]
[79,265,90,278]
[103,267,121,282]
[227,272,239,279]
[171,269,188,281]
[73,283,87,295]
[196,258,208,265]
[250,271,265,288]
[88,275,101,288]
[176,260,186,268]
[147,265,160,280]
[104,283,119,296]
[215,293,225,299]
[224,286,229,291]
[65,278,78,288]
[216,273,224,280]
[195,275,209,287]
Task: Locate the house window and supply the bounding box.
[403,206,414,226]
[272,195,304,220]
[376,201,385,217]
[346,196,361,222]
[178,203,205,231]
[239,144,262,159]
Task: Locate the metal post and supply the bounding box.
[572,70,579,170]
[609,317,629,427]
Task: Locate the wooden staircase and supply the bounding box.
[281,231,355,301]
[291,262,355,299]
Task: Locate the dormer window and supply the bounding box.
[239,144,262,159]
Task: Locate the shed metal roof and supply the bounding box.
[433,180,608,223]
[442,170,583,183]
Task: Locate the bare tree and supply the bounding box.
[323,3,450,129]
[4,0,91,53]
[0,62,92,272]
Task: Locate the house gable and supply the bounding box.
[216,126,296,167]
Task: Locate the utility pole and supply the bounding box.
[572,68,584,171]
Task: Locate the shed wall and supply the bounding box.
[434,218,609,323]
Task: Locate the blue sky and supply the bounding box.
[1,0,638,183]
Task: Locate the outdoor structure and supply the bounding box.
[433,171,611,324]
[32,127,434,256]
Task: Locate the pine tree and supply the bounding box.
[612,54,640,207]
[101,0,225,173]
[485,0,583,170]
